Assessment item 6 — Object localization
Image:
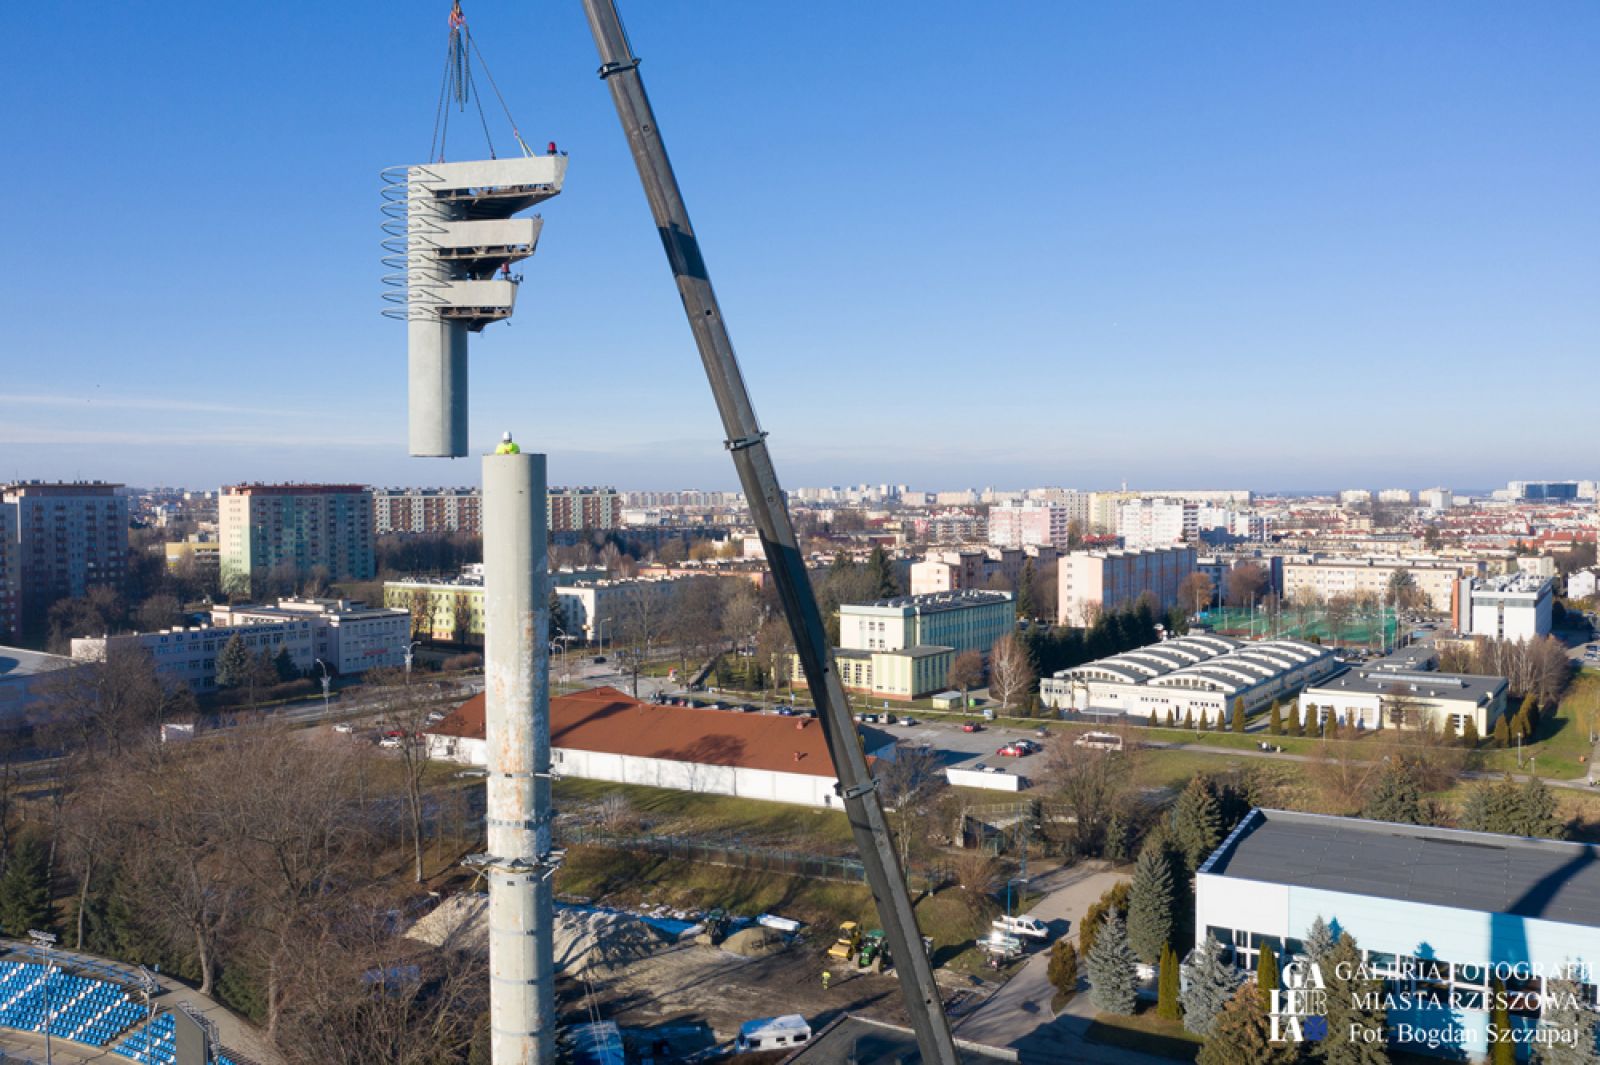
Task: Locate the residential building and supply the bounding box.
[219,484,375,594]
[1116,499,1198,549]
[1419,487,1453,511]
[1196,808,1600,1059]
[1377,488,1415,505]
[371,487,482,535]
[72,618,318,692]
[210,597,410,674]
[163,536,219,576]
[914,511,986,543]
[552,575,687,643]
[548,486,620,532]
[425,686,896,809]
[1087,490,1251,534]
[1507,480,1580,501]
[385,575,485,643]
[1,482,129,632]
[1040,635,1338,721]
[1339,489,1374,506]
[1296,665,1506,736]
[986,498,1085,549]
[1055,545,1196,627]
[907,546,1052,596]
[1568,568,1599,601]
[1454,572,1555,641]
[0,505,16,643]
[1281,557,1476,614]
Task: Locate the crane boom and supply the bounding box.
[578,4,962,1062]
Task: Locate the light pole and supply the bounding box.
[29,929,55,1065]
[315,658,331,717]
[404,640,421,678]
[595,616,613,660]
[548,640,568,685]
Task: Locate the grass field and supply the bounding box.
[553,777,857,848]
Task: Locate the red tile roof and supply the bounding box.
[431,686,844,777]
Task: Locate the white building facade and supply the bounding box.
[1056,546,1196,627]
[1455,572,1555,641]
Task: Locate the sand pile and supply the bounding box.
[406,895,667,976]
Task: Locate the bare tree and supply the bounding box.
[947,651,985,708]
[878,744,948,868]
[755,614,795,705]
[721,583,764,656]
[1177,572,1215,616]
[988,633,1035,711]
[1041,736,1134,856]
[1224,564,1269,609]
[617,581,675,697]
[373,671,439,884]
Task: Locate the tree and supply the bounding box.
[1047,940,1079,1000]
[1318,932,1388,1064]
[947,651,984,708]
[1254,942,1278,1011]
[1045,742,1133,860]
[1493,715,1511,748]
[135,593,184,634]
[1360,758,1427,825]
[1085,912,1138,1014]
[1268,701,1282,735]
[1171,775,1223,873]
[1224,564,1269,608]
[1181,937,1242,1037]
[988,633,1035,711]
[1102,810,1129,863]
[1079,881,1131,958]
[373,672,438,883]
[1156,942,1181,1020]
[864,545,900,599]
[1460,774,1563,839]
[216,633,251,689]
[1197,981,1295,1065]
[1462,715,1480,747]
[1016,559,1037,620]
[1230,697,1246,734]
[1303,915,1335,963]
[0,835,53,936]
[1183,707,1194,729]
[1126,839,1176,965]
[1536,973,1600,1065]
[271,645,299,683]
[1178,572,1216,617]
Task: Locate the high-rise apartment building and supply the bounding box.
[219,484,375,594]
[1116,499,1199,549]
[0,503,17,642]
[987,497,1086,549]
[1056,545,1196,627]
[548,487,620,532]
[372,487,483,535]
[1,482,129,632]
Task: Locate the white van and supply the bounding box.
[1074,731,1123,751]
[735,1014,812,1052]
[993,914,1050,941]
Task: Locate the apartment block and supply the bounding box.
[0,503,17,642]
[986,497,1086,549]
[548,486,620,532]
[1454,572,1554,641]
[1116,499,1198,549]
[1056,545,1196,626]
[1281,557,1474,614]
[1,481,129,631]
[219,484,375,594]
[372,487,483,535]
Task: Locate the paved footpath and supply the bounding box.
[956,863,1175,1065]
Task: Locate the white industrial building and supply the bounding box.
[1453,572,1555,641]
[1039,635,1339,721]
[426,687,895,809]
[1296,664,1507,736]
[210,597,411,674]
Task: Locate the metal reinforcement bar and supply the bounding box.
[578,4,961,1061]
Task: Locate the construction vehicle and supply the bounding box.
[857,929,887,972]
[579,4,961,1062]
[827,921,861,962]
[693,908,729,947]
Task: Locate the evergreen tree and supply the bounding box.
[1156,942,1181,1020]
[1303,915,1336,963]
[1360,758,1427,825]
[1512,707,1532,743]
[1536,974,1600,1065]
[1183,707,1195,729]
[1016,559,1037,620]
[1519,692,1539,738]
[1197,981,1296,1065]
[1268,700,1282,735]
[1440,710,1457,741]
[271,645,298,683]
[1166,708,1176,728]
[1047,940,1079,999]
[0,836,53,937]
[1463,715,1480,747]
[1255,942,1279,1010]
[1103,810,1129,863]
[1317,932,1388,1065]
[1181,937,1242,1037]
[1127,838,1176,965]
[1288,708,1303,738]
[1489,977,1515,1065]
[864,546,900,599]
[1199,709,1210,731]
[1086,912,1139,1014]
[1079,881,1131,957]
[216,632,251,689]
[1513,775,1563,839]
[1460,774,1564,838]
[1171,775,1223,873]
[1493,715,1511,748]
[1231,697,1246,733]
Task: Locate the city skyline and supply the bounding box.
[3,3,1596,490]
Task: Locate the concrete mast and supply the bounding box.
[480,449,556,1065]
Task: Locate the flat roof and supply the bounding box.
[1303,666,1504,702]
[847,590,1013,614]
[1203,809,1600,928]
[0,647,76,680]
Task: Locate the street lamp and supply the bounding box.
[29,929,55,1065]
[548,640,569,684]
[596,616,613,659]
[315,658,331,717]
[404,640,421,678]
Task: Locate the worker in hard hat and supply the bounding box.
[494,432,520,455]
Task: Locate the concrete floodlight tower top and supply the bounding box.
[381,4,565,458]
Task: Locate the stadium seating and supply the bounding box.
[111,1009,177,1064]
[0,958,154,1050]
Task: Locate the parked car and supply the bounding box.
[962,722,984,733]
[993,914,1051,941]
[899,717,918,727]
[383,728,408,739]
[997,744,1023,758]
[379,737,403,749]
[333,722,355,734]
[425,709,447,724]
[774,705,795,716]
[1014,739,1041,754]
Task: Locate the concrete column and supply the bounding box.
[482,451,554,1065]
[408,170,468,457]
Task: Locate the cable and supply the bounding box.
[467,30,532,157]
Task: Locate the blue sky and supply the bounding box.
[1,2,1595,493]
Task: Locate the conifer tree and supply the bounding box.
[1440,711,1457,741]
[1231,697,1246,733]
[1318,932,1388,1065]
[1269,700,1282,735]
[1172,775,1223,873]
[1156,942,1182,1020]
[1255,942,1279,1010]
[1166,708,1176,728]
[0,836,53,936]
[1086,912,1139,1015]
[1536,973,1600,1065]
[1361,758,1427,825]
[1047,940,1079,999]
[1184,707,1195,729]
[1127,838,1176,965]
[1463,715,1480,747]
[1103,810,1129,863]
[1303,915,1336,962]
[1181,937,1242,1037]
[1493,715,1511,748]
[216,632,251,689]
[1197,981,1296,1065]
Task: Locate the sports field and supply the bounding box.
[1198,606,1399,647]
